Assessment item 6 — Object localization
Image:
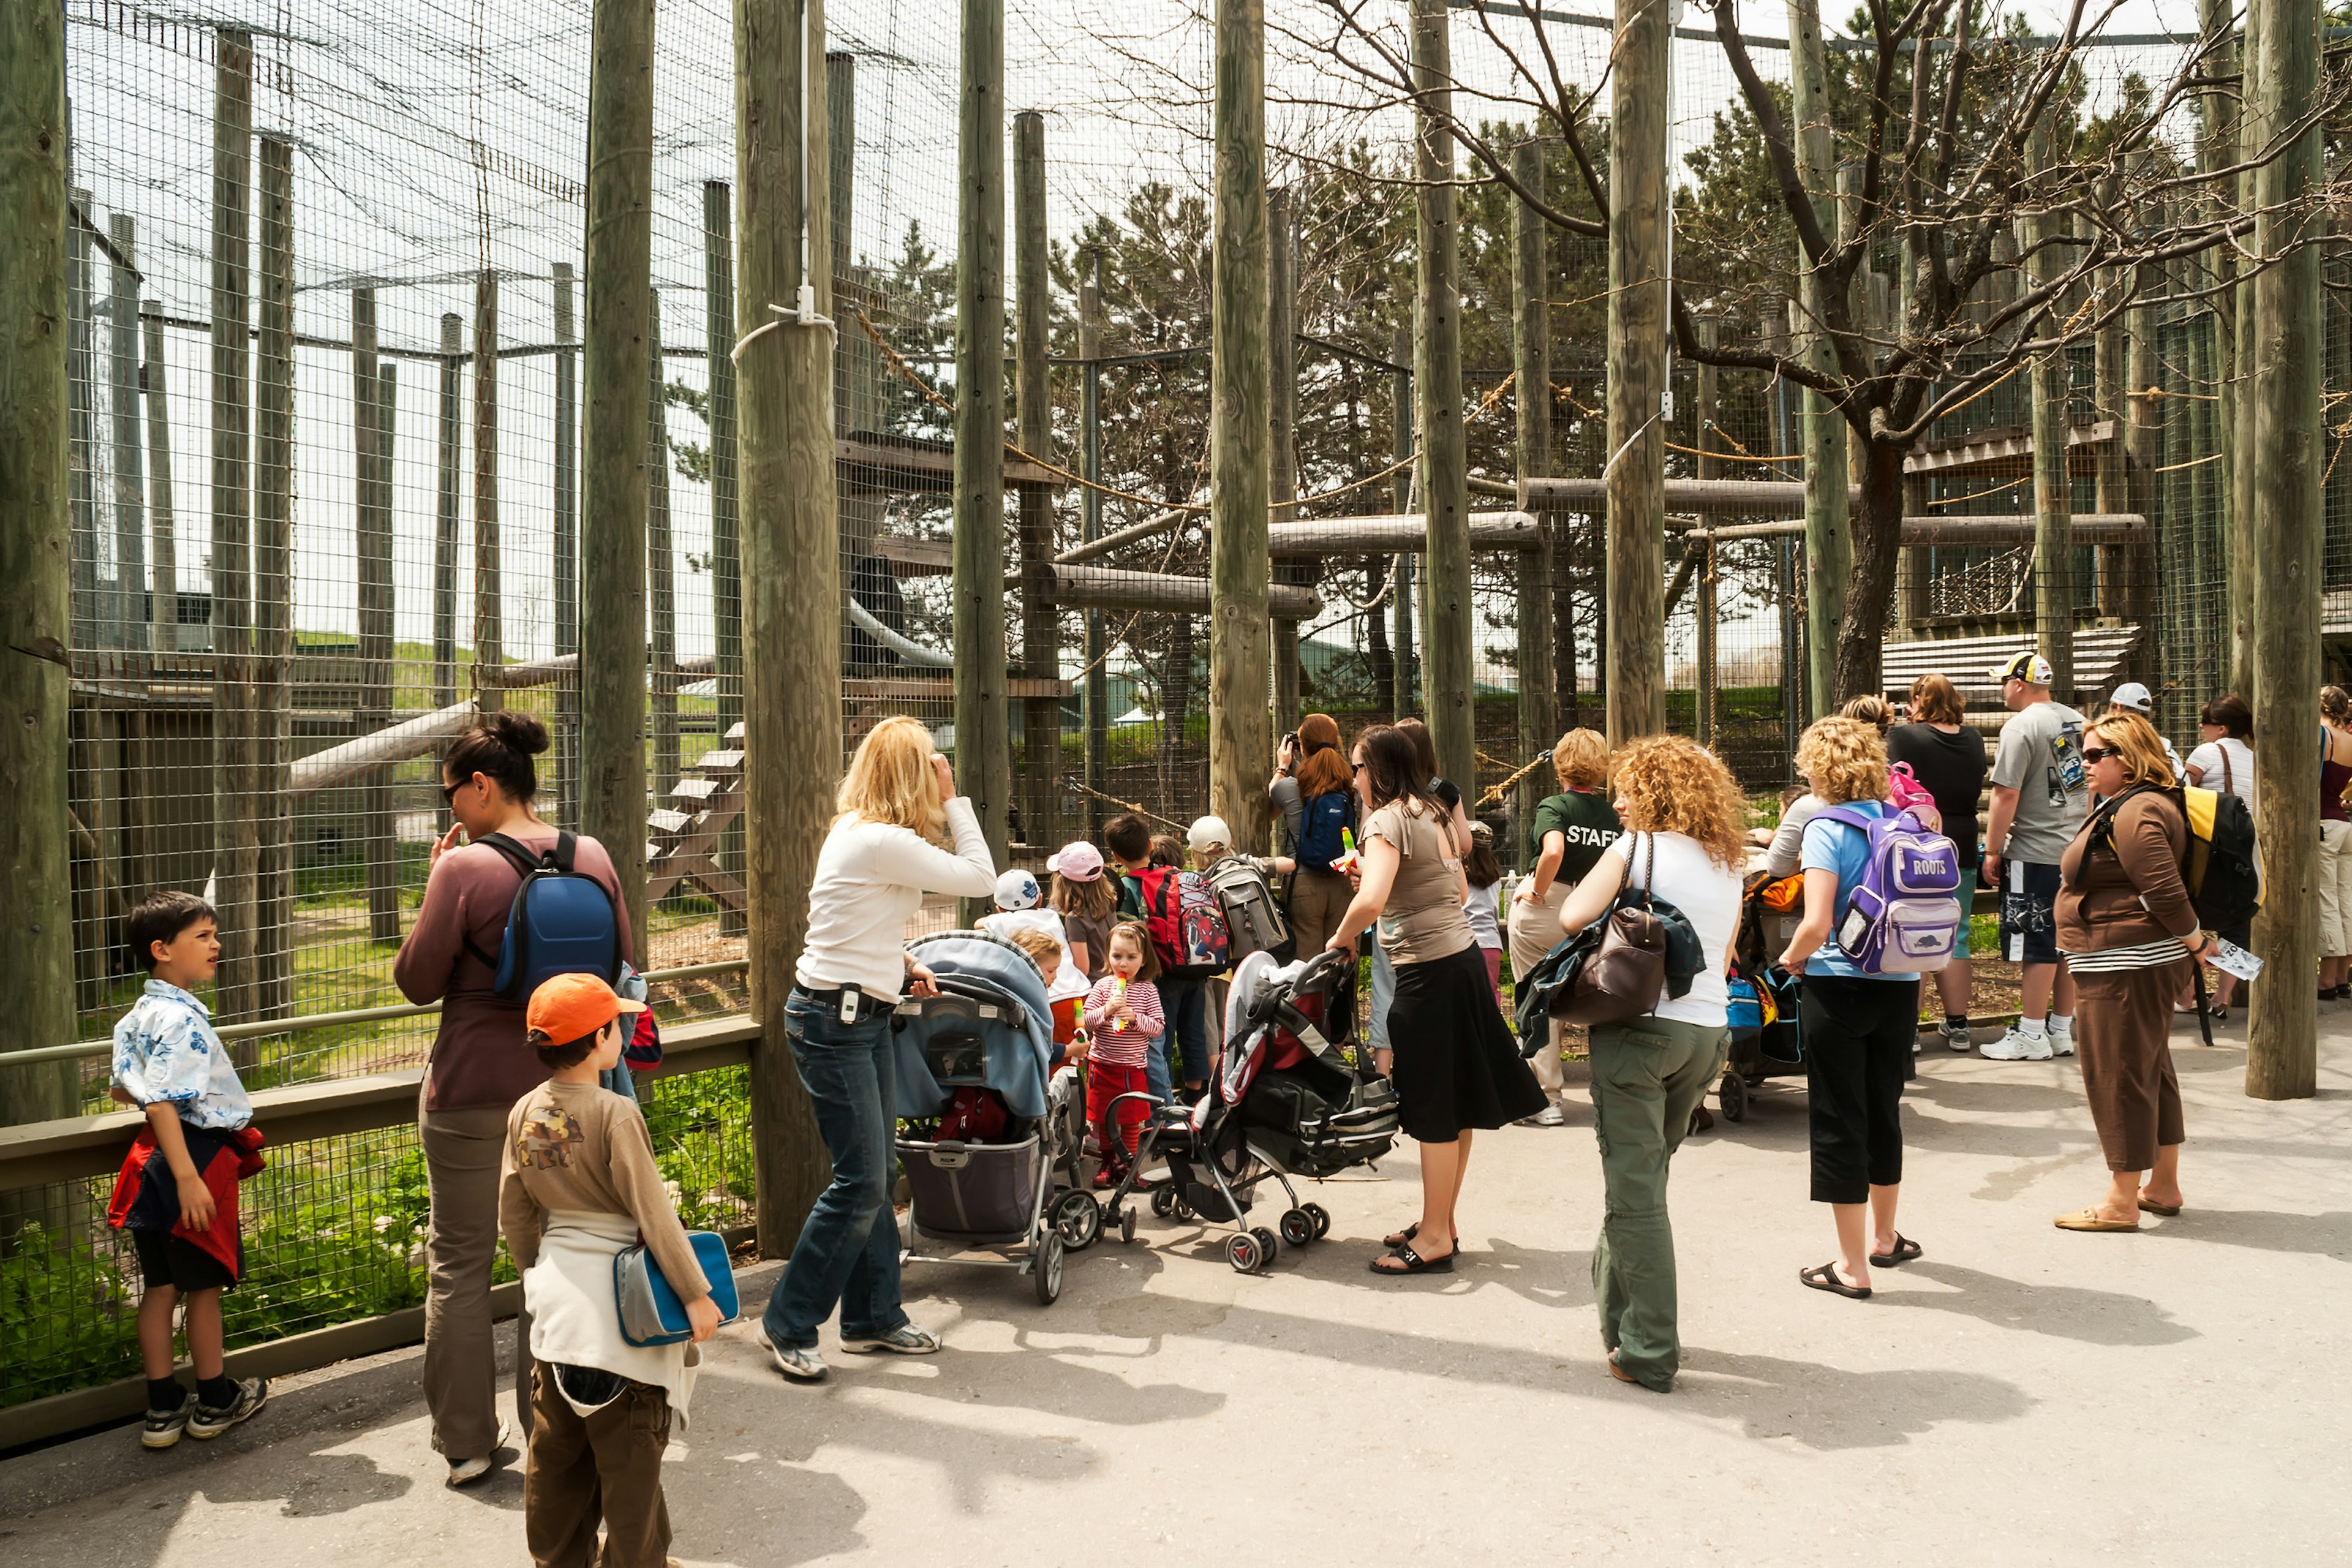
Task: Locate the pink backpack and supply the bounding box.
[1888,761,1937,818]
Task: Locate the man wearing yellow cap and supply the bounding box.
[1981,652,2089,1061]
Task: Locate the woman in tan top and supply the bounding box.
[2053,712,2212,1234]
[1327,726,1545,1275]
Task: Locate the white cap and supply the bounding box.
[2109,680,2155,714]
[1186,815,1233,854]
[993,868,1041,911]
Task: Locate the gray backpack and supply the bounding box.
[1204,855,1292,960]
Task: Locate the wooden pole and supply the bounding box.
[1605,0,1668,744]
[1269,184,1303,742]
[954,0,1011,903]
[704,183,744,927]
[1080,250,1107,839]
[1895,239,1929,631]
[1694,314,1719,744]
[1212,0,1275,843]
[2126,225,2164,661]
[210,28,257,1023]
[68,186,96,648]
[2027,126,2075,704]
[734,0,840,1250]
[1512,137,1555,830]
[354,288,398,944]
[1390,320,1415,715]
[583,0,654,959]
[2246,0,2321,1099]
[1013,110,1061,851]
[142,311,178,654]
[0,0,80,1136]
[254,137,294,1012]
[2092,187,2127,618]
[434,312,462,710]
[2230,0,2261,701]
[647,288,679,803]
[1790,0,1845,719]
[107,217,146,650]
[472,270,504,711]
[552,265,579,827]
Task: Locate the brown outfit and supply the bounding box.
[2057,791,2199,1174]
[498,1080,709,1297]
[524,1365,674,1568]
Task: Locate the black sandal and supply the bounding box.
[1799,1261,1871,1299]
[1868,1234,1922,1268]
[1382,1221,1460,1250]
[1370,1243,1455,1275]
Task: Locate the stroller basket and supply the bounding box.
[1243,1052,1398,1177]
[897,1131,1044,1245]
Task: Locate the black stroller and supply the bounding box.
[1101,949,1399,1273]
[1720,870,1807,1122]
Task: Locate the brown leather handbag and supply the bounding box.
[1552,834,1670,1027]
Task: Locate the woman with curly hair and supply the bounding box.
[1778,717,1922,1300]
[1552,735,1747,1390]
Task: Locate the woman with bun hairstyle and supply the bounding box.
[394,710,631,1487]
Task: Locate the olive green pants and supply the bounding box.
[1588,1016,1729,1392]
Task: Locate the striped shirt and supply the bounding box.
[1080,976,1164,1069]
[2061,937,2190,973]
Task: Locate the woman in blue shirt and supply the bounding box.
[1778,717,1923,1301]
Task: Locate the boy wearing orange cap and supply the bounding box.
[501,974,720,1568]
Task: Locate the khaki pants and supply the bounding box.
[1506,883,1570,1096]
[421,1094,533,1458]
[1286,867,1354,960]
[524,1365,674,1568]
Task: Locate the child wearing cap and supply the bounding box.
[502,972,719,1568]
[1182,814,1294,882]
[1046,840,1116,981]
[979,867,1088,1009]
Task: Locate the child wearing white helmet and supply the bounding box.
[980,868,1088,1005]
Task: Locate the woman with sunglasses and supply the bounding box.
[394,710,632,1485]
[2051,712,2212,1233]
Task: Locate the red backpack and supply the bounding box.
[1134,866,1231,977]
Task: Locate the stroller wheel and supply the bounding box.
[1119,1206,1137,1244]
[1719,1069,1749,1123]
[1280,1208,1317,1248]
[1303,1202,1331,1239]
[1053,1189,1104,1250]
[1150,1186,1177,1218]
[1225,1231,1264,1273]
[1251,1226,1280,1270]
[1033,1232,1065,1305]
[1173,1195,1197,1223]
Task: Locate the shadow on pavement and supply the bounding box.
[1875,1260,2198,1346]
[2139,1208,2352,1260]
[1677,1348,2035,1449]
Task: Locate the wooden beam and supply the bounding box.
[703,184,742,896]
[355,288,399,945]
[1390,320,1415,714]
[210,27,258,1024]
[1512,136,1554,826]
[1080,250,1108,839]
[1269,185,1303,742]
[472,270,503,713]
[434,311,463,709]
[2027,124,2075,703]
[105,217,146,651]
[551,268,579,825]
[1790,0,1845,720]
[254,137,295,1012]
[1014,110,1061,853]
[647,288,679,801]
[1605,0,1668,742]
[1411,0,1473,781]
[1694,315,1718,745]
[141,309,179,654]
[1268,510,1542,554]
[1052,564,1318,617]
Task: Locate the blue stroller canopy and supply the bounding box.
[891,932,1058,1119]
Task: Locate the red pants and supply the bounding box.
[1085,1059,1151,1160]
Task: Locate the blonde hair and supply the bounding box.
[1795,716,1889,805]
[2084,712,2176,791]
[835,715,945,840]
[1006,927,1061,975]
[1551,728,1609,791]
[1608,735,1749,870]
[1909,672,1965,726]
[1839,695,1894,736]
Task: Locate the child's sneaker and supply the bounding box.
[186,1378,268,1440]
[1939,1019,1973,1052]
[1983,1024,2053,1061]
[141,1391,196,1450]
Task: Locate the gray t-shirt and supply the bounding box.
[1990,699,2089,863]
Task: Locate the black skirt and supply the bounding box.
[1387,943,1548,1141]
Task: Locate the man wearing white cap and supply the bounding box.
[1981,652,2088,1060]
[2105,682,2185,782]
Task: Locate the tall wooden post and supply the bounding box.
[2126,230,2164,647]
[68,187,96,647]
[584,0,653,958]
[1512,138,1555,829]
[2246,0,2322,1099]
[735,0,840,1248]
[472,271,504,710]
[1013,110,1062,850]
[1389,321,1415,714]
[434,312,463,710]
[354,288,398,944]
[142,312,178,654]
[1694,315,1721,744]
[107,217,146,649]
[1790,0,1845,718]
[1604,0,1668,744]
[704,183,744,925]
[209,29,257,1023]
[2092,189,2127,618]
[647,289,679,802]
[2230,0,2263,701]
[1269,184,1303,741]
[1895,238,1929,631]
[552,266,579,826]
[1212,0,1275,841]
[2027,125,2075,703]
[1080,251,1108,838]
[254,138,294,1011]
[0,0,80,1136]
[954,0,1011,903]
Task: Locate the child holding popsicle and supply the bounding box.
[1079,921,1164,1188]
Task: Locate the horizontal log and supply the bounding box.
[1054,507,1190,564]
[1051,564,1321,617]
[1677,514,2149,547]
[1522,476,1816,514]
[1268,511,1542,555]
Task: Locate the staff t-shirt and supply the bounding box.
[1604,830,1744,1028]
[1528,790,1623,886]
[1990,700,2089,864]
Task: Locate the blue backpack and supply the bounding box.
[1816,806,1966,974]
[461,831,624,1002]
[1296,790,1353,872]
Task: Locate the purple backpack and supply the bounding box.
[1818,805,1966,974]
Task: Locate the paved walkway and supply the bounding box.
[7,1014,2350,1566]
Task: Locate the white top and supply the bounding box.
[1462,881,1503,949]
[1602,831,1745,1028]
[979,907,1090,1000]
[2185,737,2256,809]
[797,797,999,998]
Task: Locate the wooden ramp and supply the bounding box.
[647,725,747,915]
[1879,625,2143,719]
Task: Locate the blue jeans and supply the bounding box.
[761,992,907,1350]
[1367,944,1396,1054]
[1143,1033,1173,1104]
[1162,977,1210,1085]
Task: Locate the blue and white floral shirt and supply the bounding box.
[111,980,252,1131]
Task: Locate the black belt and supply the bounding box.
[793,984,898,1023]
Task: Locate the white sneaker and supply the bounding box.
[840,1324,941,1357]
[2048,1020,2076,1057]
[445,1419,509,1487]
[1983,1025,2054,1061]
[1518,1103,1566,1128]
[1939,1020,1973,1052]
[755,1329,828,1381]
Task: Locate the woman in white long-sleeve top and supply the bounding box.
[755,717,998,1384]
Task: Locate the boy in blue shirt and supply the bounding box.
[107,891,269,1449]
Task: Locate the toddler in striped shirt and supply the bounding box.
[1080,921,1165,1188]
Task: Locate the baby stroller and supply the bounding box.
[1720,870,1808,1122]
[1102,948,1399,1273]
[891,930,1098,1305]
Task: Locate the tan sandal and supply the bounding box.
[2137,1194,2183,1217]
[2054,1207,2140,1232]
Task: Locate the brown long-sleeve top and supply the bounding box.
[2056,790,2200,956]
[498,1079,709,1302]
[393,827,632,1112]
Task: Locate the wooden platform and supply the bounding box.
[1879,624,2142,715]
[838,433,1064,497]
